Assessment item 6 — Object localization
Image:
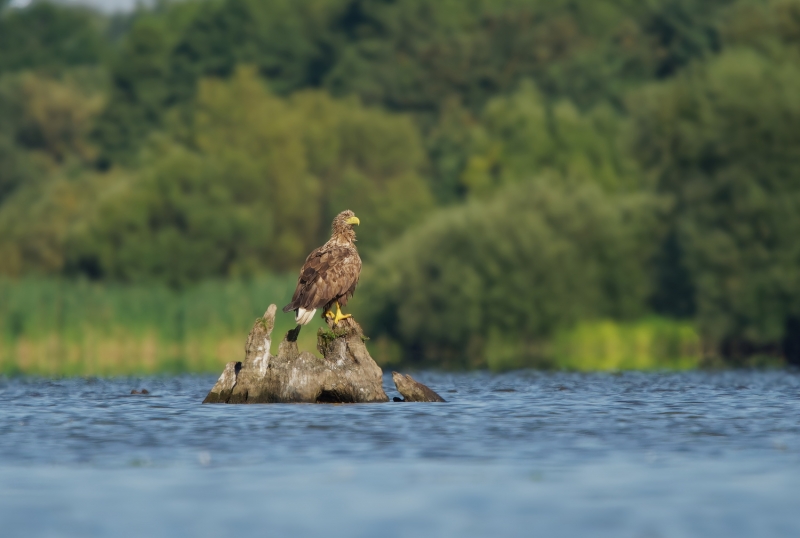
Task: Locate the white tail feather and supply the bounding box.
[295,308,316,325]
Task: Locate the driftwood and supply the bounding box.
[203,303,446,404]
[203,304,389,403]
[392,372,446,402]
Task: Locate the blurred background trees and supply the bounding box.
[356,179,663,367]
[630,48,800,360]
[1,0,799,370]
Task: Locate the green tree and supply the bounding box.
[447,81,639,198]
[188,67,432,260]
[93,16,172,166]
[720,0,800,59]
[0,69,103,225]
[67,148,278,284]
[0,71,104,164]
[169,0,333,99]
[630,49,800,356]
[69,67,431,284]
[0,171,108,278]
[95,0,340,164]
[0,2,105,75]
[0,132,37,206]
[88,0,745,193]
[357,178,662,367]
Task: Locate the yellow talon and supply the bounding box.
[324,310,335,319]
[332,302,351,325]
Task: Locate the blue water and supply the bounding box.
[1,370,799,537]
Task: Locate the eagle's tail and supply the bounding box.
[295,307,316,325]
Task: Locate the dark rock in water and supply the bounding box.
[203,305,389,404]
[131,389,150,395]
[391,372,446,402]
[393,397,404,402]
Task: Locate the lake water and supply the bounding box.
[1,370,799,537]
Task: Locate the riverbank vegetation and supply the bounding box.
[0,275,323,375]
[0,277,703,375]
[1,0,799,373]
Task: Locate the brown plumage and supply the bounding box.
[283,210,362,325]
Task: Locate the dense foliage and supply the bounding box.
[1,0,799,366]
[68,67,431,284]
[630,49,800,357]
[356,180,663,366]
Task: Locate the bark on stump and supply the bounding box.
[203,304,389,404]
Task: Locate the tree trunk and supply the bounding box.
[203,304,389,404]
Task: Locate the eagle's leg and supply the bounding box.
[332,301,351,325]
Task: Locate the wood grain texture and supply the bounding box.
[203,304,388,404]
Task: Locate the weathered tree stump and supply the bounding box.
[392,372,447,402]
[203,304,389,404]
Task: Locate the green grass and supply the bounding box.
[485,318,703,372]
[551,318,702,371]
[0,277,706,376]
[0,276,327,376]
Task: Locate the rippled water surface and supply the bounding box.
[1,371,799,537]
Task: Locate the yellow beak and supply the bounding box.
[346,216,360,226]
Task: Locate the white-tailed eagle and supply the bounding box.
[283,210,362,325]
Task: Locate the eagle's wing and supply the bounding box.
[282,244,361,312]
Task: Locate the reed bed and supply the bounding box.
[485,318,702,372]
[550,318,702,371]
[0,276,323,376]
[1,277,704,376]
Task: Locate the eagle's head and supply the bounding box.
[332,210,360,242]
